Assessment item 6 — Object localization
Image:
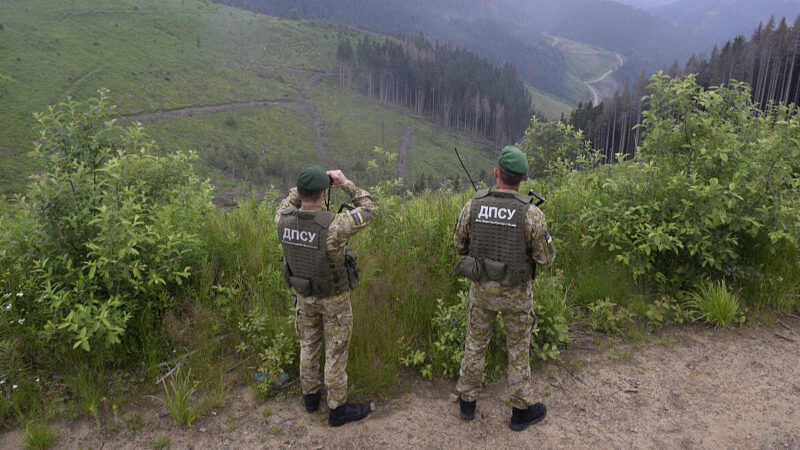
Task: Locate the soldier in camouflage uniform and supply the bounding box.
[275,165,378,427]
[453,146,556,431]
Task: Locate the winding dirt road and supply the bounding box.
[584,53,625,106]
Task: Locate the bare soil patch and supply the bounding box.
[3,322,799,449]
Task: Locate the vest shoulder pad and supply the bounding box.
[514,193,533,204]
[474,189,490,199]
[281,208,297,216]
[313,210,336,227]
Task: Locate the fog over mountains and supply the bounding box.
[216,0,800,104]
[615,0,800,46]
[652,0,800,45]
[217,0,705,100]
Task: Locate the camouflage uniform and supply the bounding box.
[454,189,555,409]
[274,182,377,409]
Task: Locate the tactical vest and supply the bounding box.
[463,189,533,286]
[277,209,358,297]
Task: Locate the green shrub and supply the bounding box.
[531,276,570,360]
[690,280,744,327]
[587,298,633,334]
[580,74,800,292]
[401,277,570,379]
[236,313,296,398]
[0,89,213,363]
[644,296,692,329]
[518,117,593,180]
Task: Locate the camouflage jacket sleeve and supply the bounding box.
[326,182,378,262]
[453,200,472,256]
[525,205,555,268]
[274,188,302,227]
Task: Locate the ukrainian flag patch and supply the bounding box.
[352,211,364,225]
[546,231,552,243]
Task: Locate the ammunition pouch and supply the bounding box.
[289,276,313,296]
[285,252,359,297]
[456,256,530,286]
[344,249,360,290]
[282,258,292,286]
[483,258,507,281]
[455,256,483,282]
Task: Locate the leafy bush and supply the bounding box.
[235,312,296,397]
[401,278,570,379]
[581,74,800,291]
[518,117,593,180]
[644,296,692,330]
[0,90,213,363]
[531,276,570,360]
[587,298,633,334]
[690,280,744,327]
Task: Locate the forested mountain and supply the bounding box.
[652,0,800,45]
[611,0,674,9]
[569,14,800,162]
[338,34,533,144]
[215,0,706,101]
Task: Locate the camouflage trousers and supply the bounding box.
[295,291,353,409]
[456,281,536,409]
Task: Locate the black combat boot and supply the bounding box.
[303,391,321,413]
[509,402,547,431]
[459,398,476,420]
[328,402,371,427]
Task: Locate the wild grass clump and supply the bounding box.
[153,367,199,428]
[690,281,744,327]
[22,422,57,450]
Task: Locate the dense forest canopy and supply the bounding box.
[338,34,533,145]
[570,14,800,162]
[214,0,705,99]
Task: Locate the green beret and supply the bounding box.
[296,165,330,192]
[499,146,529,175]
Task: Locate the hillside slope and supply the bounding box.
[0,0,494,197]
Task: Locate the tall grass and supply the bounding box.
[690,281,743,327]
[346,191,470,397]
[22,422,57,450]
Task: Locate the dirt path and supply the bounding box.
[121,100,295,123]
[297,72,334,166]
[7,321,799,449]
[397,126,415,180]
[119,70,335,166]
[584,53,625,106]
